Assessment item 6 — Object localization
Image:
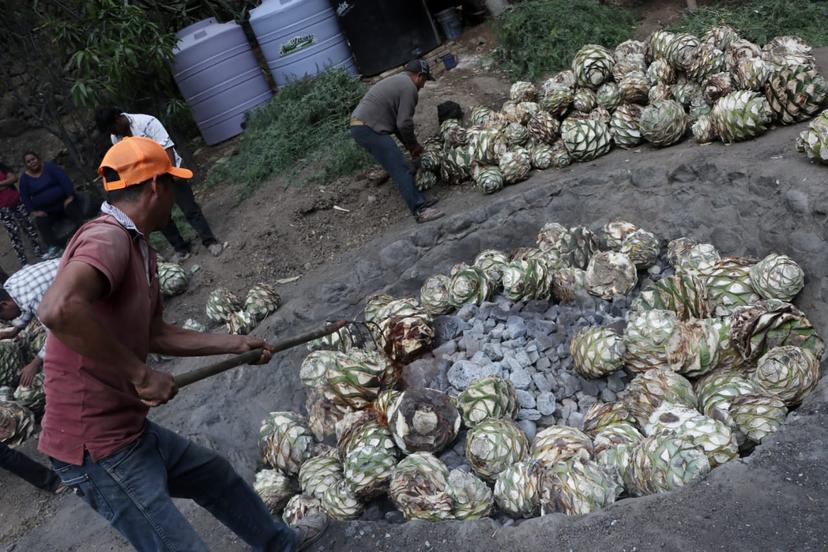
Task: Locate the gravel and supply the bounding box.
[421,278,653,427]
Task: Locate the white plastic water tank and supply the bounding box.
[172,18,273,145]
[249,0,357,87]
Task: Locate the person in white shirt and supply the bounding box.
[94,107,223,261]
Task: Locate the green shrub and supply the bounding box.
[669,0,828,47]
[207,69,372,196]
[494,0,638,81]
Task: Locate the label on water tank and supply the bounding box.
[280,34,316,57]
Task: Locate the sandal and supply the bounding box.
[294,512,329,551]
[415,207,445,223]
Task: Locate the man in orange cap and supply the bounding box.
[37,137,327,551]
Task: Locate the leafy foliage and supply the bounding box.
[40,1,177,111]
[494,0,638,81]
[207,69,372,195]
[670,0,828,47]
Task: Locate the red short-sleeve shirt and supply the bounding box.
[38,215,162,465]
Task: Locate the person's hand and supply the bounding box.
[235,336,273,365]
[19,361,40,387]
[32,210,47,217]
[134,367,178,407]
[63,196,74,207]
[0,327,20,340]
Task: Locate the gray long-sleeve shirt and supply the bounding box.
[352,73,419,149]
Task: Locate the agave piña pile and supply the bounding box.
[412,27,826,199]
[246,216,821,526]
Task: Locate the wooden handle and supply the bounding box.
[174,320,349,388]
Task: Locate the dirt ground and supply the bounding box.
[1,8,827,552]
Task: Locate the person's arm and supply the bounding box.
[0,170,17,189]
[19,356,41,387]
[18,174,33,212]
[48,163,75,200]
[149,315,273,363]
[0,325,21,340]
[396,88,421,155]
[37,261,176,406]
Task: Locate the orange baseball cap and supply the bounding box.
[98,136,193,191]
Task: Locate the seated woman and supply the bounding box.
[18,152,82,256]
[0,161,44,266]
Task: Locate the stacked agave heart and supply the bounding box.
[0,401,35,447]
[157,262,189,296]
[420,26,826,199]
[0,340,22,387]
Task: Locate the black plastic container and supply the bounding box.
[331,0,442,76]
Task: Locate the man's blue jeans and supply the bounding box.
[350,125,426,214]
[50,421,297,552]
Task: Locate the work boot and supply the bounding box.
[294,512,329,551]
[415,207,445,223]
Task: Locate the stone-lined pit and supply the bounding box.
[9,119,828,551]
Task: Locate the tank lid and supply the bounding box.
[175,17,218,40]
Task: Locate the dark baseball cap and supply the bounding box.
[405,59,435,80]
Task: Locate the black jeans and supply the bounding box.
[33,199,84,248]
[160,183,217,252]
[0,442,60,492]
[350,125,426,214]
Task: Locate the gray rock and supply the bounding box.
[517,419,537,441]
[535,357,552,372]
[456,303,479,321]
[522,300,549,314]
[517,408,542,421]
[516,389,536,409]
[537,391,557,416]
[463,333,484,355]
[479,302,510,321]
[559,373,581,398]
[558,400,574,422]
[648,264,662,276]
[470,351,492,366]
[433,315,469,344]
[580,378,601,397]
[438,450,465,470]
[402,357,449,390]
[607,372,627,392]
[447,360,502,390]
[576,392,597,410]
[568,411,585,429]
[505,357,524,373]
[483,342,504,361]
[513,350,532,368]
[532,373,553,393]
[509,368,533,389]
[527,349,540,364]
[501,338,526,350]
[536,334,562,352]
[526,319,557,338]
[601,388,617,402]
[432,340,457,358]
[505,315,527,339]
[538,415,557,427]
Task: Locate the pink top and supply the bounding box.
[39,215,162,465]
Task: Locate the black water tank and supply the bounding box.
[331,0,442,76]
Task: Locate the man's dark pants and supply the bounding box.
[350,125,426,214]
[50,421,297,552]
[34,200,84,248]
[0,442,61,491]
[160,183,218,253]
